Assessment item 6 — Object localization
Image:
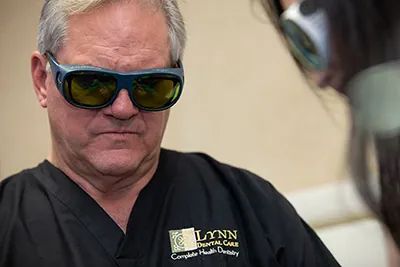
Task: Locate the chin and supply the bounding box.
[88,150,146,177]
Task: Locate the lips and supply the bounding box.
[92,123,145,136]
[99,132,137,141]
[101,131,136,134]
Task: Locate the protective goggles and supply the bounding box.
[279,0,329,71]
[46,52,184,111]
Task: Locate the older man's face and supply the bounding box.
[43,1,172,176]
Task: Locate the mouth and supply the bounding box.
[99,131,138,139]
[102,131,136,134]
[101,131,136,136]
[97,132,138,144]
[99,127,138,134]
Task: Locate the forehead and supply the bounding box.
[59,1,170,70]
[280,0,297,9]
[66,2,168,48]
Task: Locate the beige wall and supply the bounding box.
[0,0,350,193]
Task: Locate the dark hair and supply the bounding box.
[259,0,400,248]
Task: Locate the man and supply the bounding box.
[0,0,340,266]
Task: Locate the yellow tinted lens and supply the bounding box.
[66,72,117,107]
[132,76,180,109]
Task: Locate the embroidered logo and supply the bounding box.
[169,227,198,253]
[168,227,240,261]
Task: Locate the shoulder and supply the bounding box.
[165,148,274,185]
[172,150,308,225]
[163,148,286,207]
[0,163,47,221]
[163,149,332,250]
[0,166,41,198]
[0,167,37,233]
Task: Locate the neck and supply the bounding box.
[47,148,159,233]
[47,148,159,202]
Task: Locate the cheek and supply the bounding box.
[46,83,94,144]
[142,111,169,142]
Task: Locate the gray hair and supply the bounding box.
[37,0,186,63]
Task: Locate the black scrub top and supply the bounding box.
[0,149,341,267]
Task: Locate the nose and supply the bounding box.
[104,89,139,119]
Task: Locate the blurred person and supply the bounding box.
[258,0,400,251]
[0,0,341,266]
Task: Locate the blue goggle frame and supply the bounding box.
[45,52,185,111]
